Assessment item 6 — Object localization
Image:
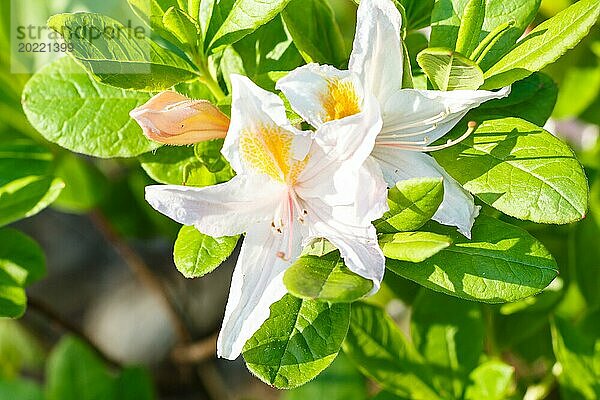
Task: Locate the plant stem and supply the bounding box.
[192,52,226,101]
[171,333,217,364]
[483,305,501,358]
[90,211,191,345]
[27,296,121,369]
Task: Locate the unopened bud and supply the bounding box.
[130,91,230,145]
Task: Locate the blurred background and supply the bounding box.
[0,0,599,399]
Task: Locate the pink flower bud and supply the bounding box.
[130,91,230,145]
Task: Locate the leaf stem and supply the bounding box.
[194,53,226,101]
[483,305,501,358]
[471,20,515,64]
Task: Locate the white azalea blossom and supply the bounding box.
[145,75,387,360]
[277,0,511,237]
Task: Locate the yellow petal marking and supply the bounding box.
[239,125,307,185]
[321,78,361,122]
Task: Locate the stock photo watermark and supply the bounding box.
[10,0,150,74]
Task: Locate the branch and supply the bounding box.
[90,211,191,344]
[27,296,121,369]
[171,333,217,364]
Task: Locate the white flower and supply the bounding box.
[276,0,511,237]
[145,75,387,360]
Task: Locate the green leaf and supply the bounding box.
[0,140,53,187]
[114,368,155,400]
[386,215,559,303]
[0,320,44,378]
[417,48,484,90]
[162,7,201,54]
[476,72,558,126]
[227,16,303,91]
[47,13,198,91]
[455,0,485,57]
[46,337,115,400]
[283,239,373,303]
[463,360,515,400]
[282,353,367,400]
[430,0,541,70]
[22,57,158,158]
[399,0,435,31]
[139,143,233,186]
[0,176,64,228]
[380,232,452,263]
[434,117,588,224]
[551,317,600,399]
[342,303,441,399]
[411,290,484,398]
[173,226,238,278]
[482,0,600,89]
[128,0,194,47]
[281,0,347,68]
[243,294,350,389]
[53,154,108,214]
[208,0,293,51]
[375,177,444,234]
[0,379,44,400]
[575,215,600,309]
[553,66,600,119]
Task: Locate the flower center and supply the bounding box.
[321,78,361,122]
[239,124,307,185]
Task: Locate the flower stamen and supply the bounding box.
[376,122,478,152]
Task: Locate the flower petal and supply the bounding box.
[349,0,404,106]
[276,64,363,128]
[297,153,387,289]
[378,87,511,146]
[217,222,303,359]
[145,174,284,237]
[223,74,311,175]
[372,147,480,237]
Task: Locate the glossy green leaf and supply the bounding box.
[551,317,600,400]
[128,0,194,47]
[482,0,600,89]
[343,303,441,399]
[22,57,158,158]
[282,0,347,67]
[386,215,558,303]
[375,177,444,234]
[430,0,540,70]
[0,229,45,318]
[173,226,238,278]
[283,239,373,303]
[47,13,198,91]
[463,360,515,400]
[208,0,293,50]
[139,144,233,187]
[435,117,588,224]
[162,7,201,54]
[411,291,484,398]
[417,48,484,90]
[53,154,108,214]
[476,72,558,126]
[380,232,452,263]
[0,140,53,187]
[455,0,484,57]
[243,294,350,389]
[282,353,367,400]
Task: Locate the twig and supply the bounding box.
[171,333,217,364]
[90,211,191,345]
[198,362,231,400]
[27,296,121,369]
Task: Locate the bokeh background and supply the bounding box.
[0,0,599,399]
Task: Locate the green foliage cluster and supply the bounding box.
[0,0,599,398]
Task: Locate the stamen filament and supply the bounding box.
[377,122,478,152]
